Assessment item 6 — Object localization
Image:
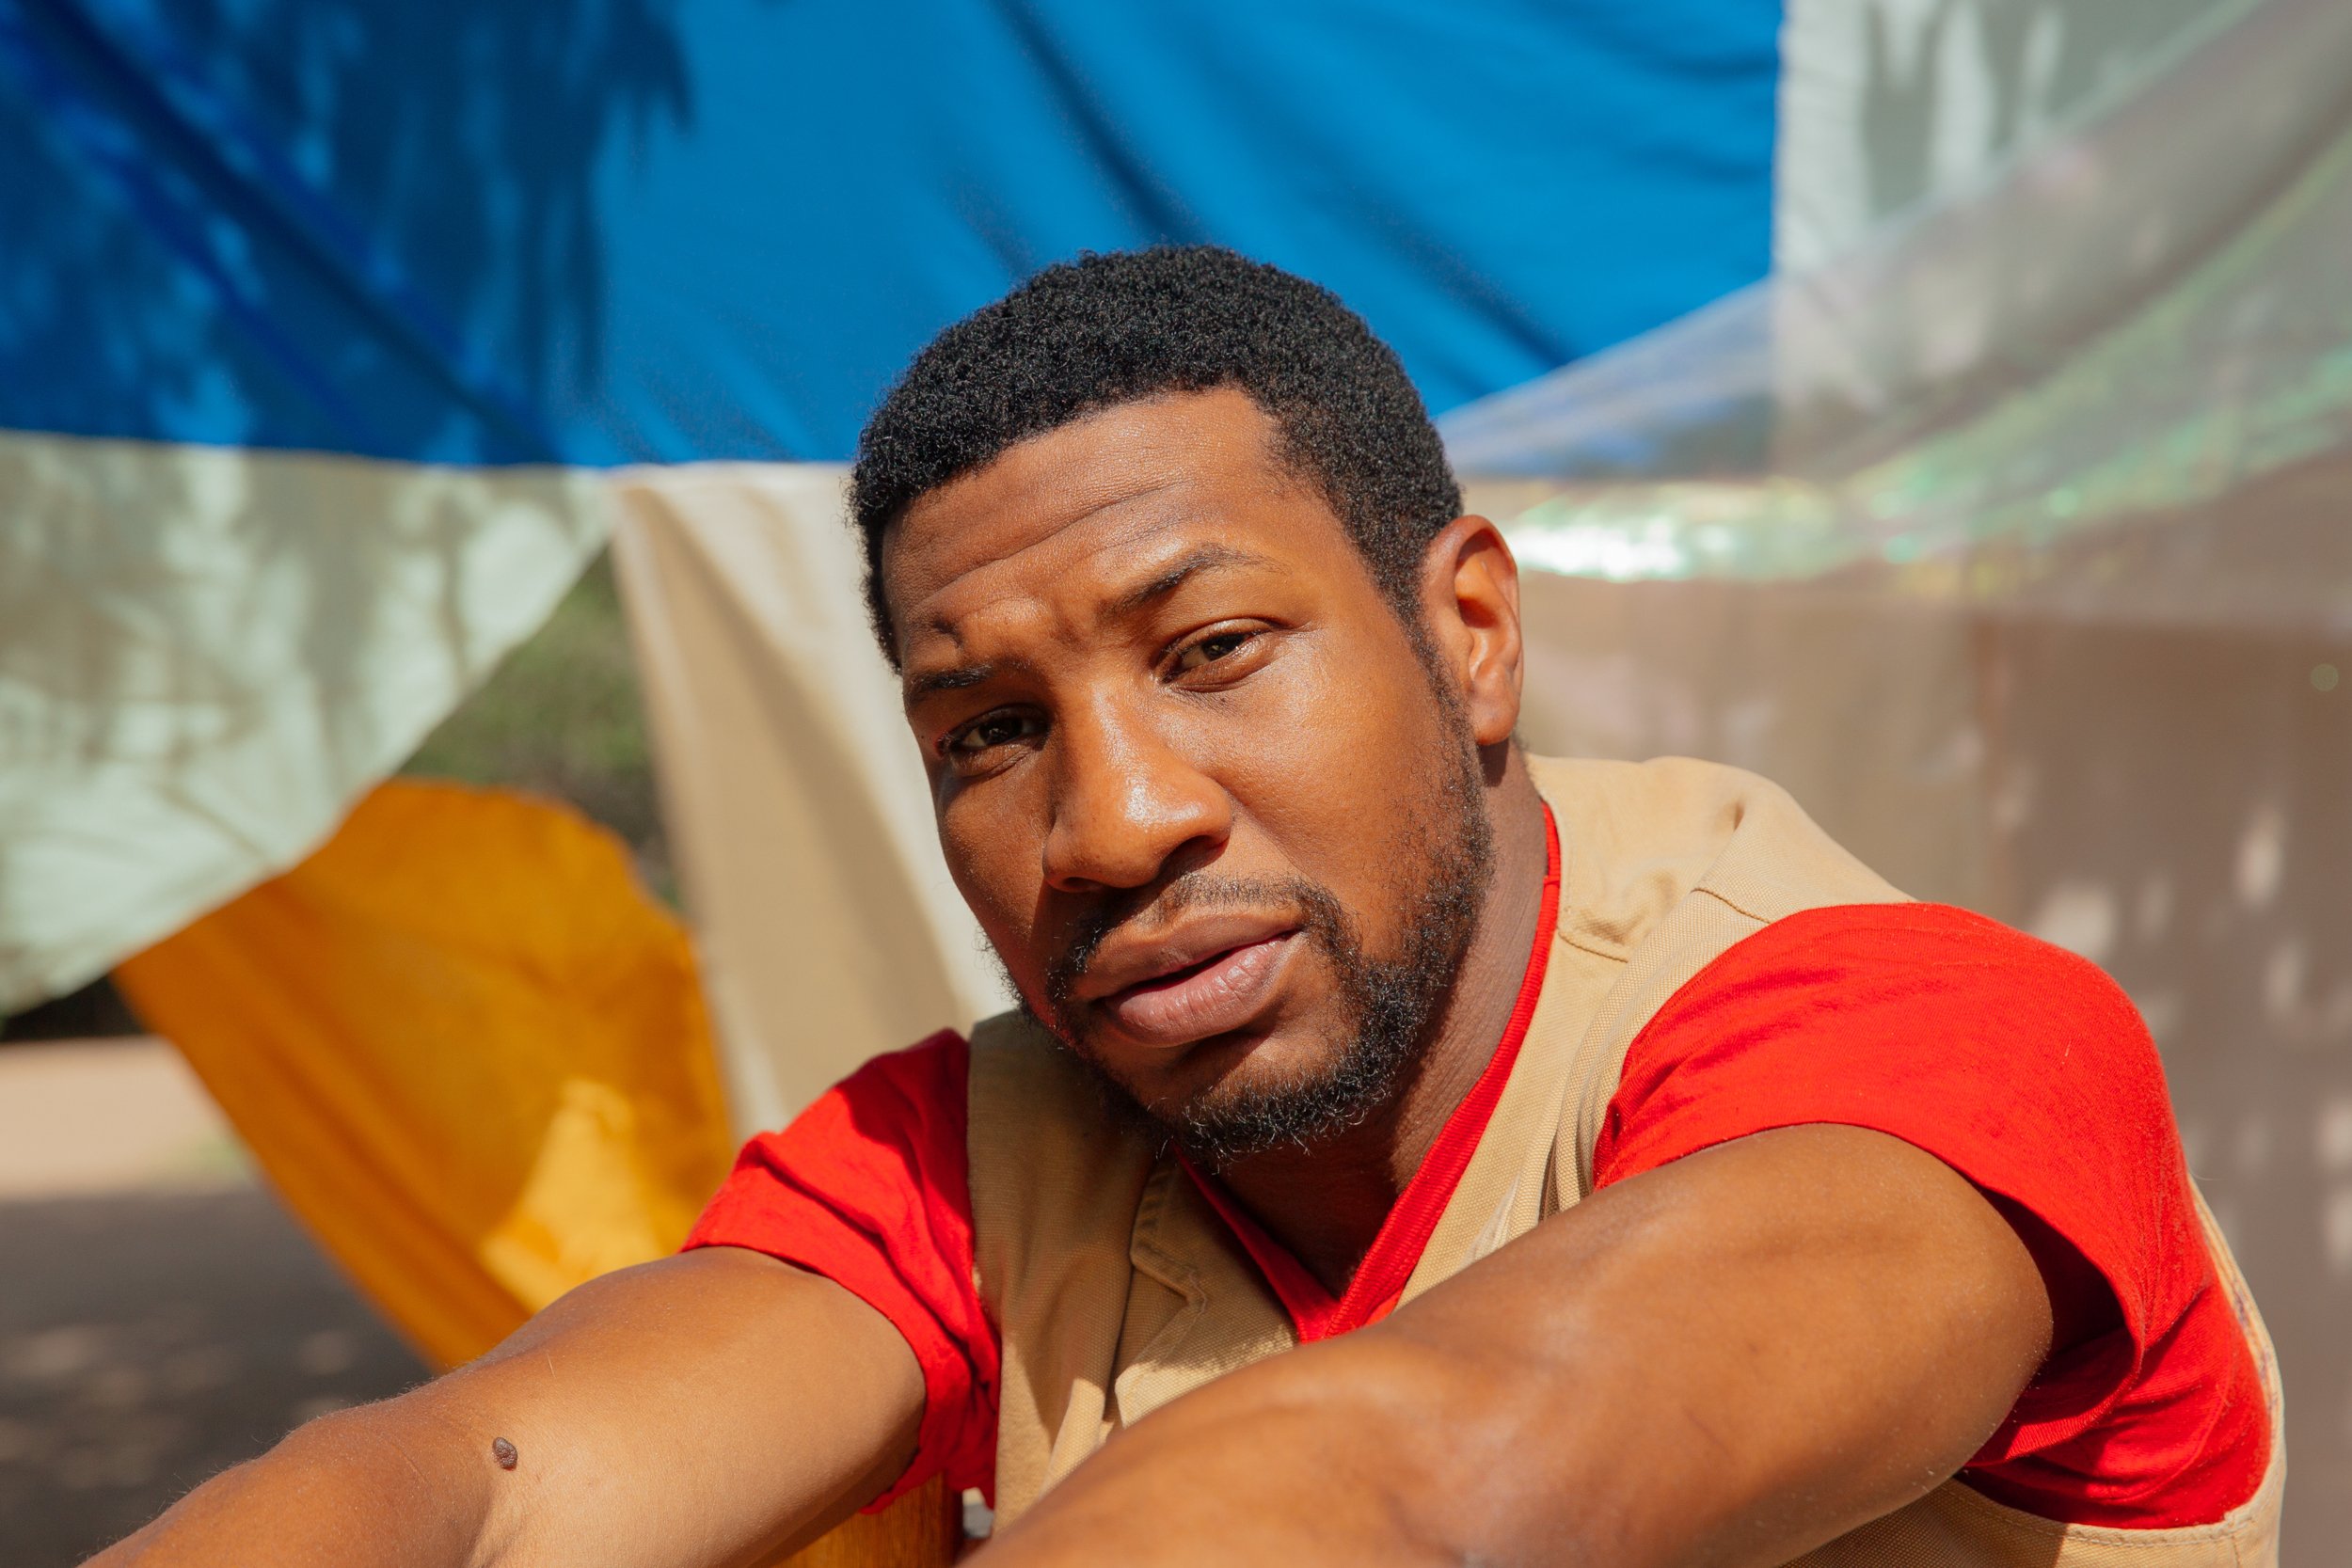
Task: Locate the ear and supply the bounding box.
[1416,515,1524,748]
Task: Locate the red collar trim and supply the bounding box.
[1183,802,1563,1341]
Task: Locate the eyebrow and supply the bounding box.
[905,661,998,704]
[1102,542,1269,621]
[902,542,1275,705]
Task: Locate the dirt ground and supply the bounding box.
[0,1041,424,1565]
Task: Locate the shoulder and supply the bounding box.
[1664,902,2151,1048]
[1623,901,2161,1093]
[1525,756,1904,965]
[1600,902,2182,1251]
[691,1027,974,1243]
[833,1025,974,1113]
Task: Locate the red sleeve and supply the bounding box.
[1593,904,2268,1528]
[683,1029,997,1508]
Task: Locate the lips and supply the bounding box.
[1080,916,1303,1049]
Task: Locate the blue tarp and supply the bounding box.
[0,0,1781,465]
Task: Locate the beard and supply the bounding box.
[1011,706,1497,1170]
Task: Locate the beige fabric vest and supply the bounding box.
[966,756,2285,1563]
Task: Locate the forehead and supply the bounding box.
[882,387,1357,662]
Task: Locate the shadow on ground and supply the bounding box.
[0,1186,425,1566]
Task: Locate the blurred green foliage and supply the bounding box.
[400,547,671,901]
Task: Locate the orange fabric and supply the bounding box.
[116,780,735,1369]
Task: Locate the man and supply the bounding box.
[97,248,2279,1566]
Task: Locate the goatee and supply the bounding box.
[1016,733,1497,1168]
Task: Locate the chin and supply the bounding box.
[1147,1023,1344,1121]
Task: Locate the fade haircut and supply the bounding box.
[848,245,1464,661]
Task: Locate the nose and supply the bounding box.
[1041,694,1230,894]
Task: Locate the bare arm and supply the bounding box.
[89,1247,923,1568]
[983,1125,2055,1567]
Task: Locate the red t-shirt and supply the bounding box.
[687,879,2268,1526]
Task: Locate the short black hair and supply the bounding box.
[848,245,1463,660]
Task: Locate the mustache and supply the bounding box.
[1042,873,1349,1014]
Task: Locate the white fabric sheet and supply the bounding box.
[610,466,1003,1134]
[0,431,605,1012]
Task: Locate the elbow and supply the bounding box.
[1279,1320,1616,1563]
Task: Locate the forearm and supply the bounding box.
[981,1127,2050,1567]
[89,1395,496,1568]
[991,1289,1937,1568]
[981,1330,1532,1568]
[82,1251,926,1568]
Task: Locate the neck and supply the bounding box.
[1215,751,1551,1296]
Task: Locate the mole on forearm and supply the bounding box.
[492,1437,519,1471]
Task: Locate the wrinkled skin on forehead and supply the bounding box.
[881,386,1514,1168]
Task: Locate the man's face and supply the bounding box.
[884,387,1494,1162]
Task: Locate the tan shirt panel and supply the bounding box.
[964,1013,1158,1516]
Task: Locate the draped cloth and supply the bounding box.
[115,779,733,1369]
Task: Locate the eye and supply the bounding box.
[1172,630,1253,674]
[943,709,1043,761]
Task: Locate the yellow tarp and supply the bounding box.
[115,779,735,1370]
